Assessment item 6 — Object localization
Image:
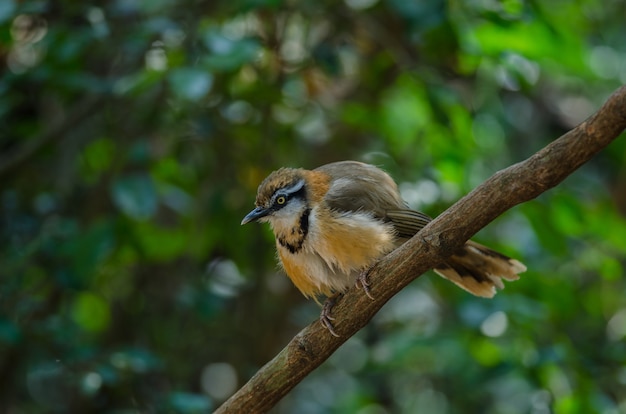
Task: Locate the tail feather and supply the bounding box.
[434,241,526,298]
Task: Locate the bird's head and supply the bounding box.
[241,168,309,228]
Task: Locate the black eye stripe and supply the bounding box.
[271,180,306,209]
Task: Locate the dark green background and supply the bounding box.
[1,0,626,412]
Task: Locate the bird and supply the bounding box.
[241,160,526,336]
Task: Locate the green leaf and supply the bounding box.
[595,254,622,282]
[71,292,111,333]
[111,174,158,220]
[380,75,432,154]
[133,221,188,261]
[469,337,502,366]
[550,195,584,236]
[80,138,116,183]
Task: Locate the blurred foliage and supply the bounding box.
[1,0,626,412]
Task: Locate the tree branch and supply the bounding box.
[215,85,626,414]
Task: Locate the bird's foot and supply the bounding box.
[320,293,343,337]
[355,268,375,300]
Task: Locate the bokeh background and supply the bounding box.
[2,0,626,412]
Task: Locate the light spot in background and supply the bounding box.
[160,184,193,214]
[494,65,520,91]
[555,95,593,128]
[375,287,440,336]
[11,14,47,43]
[480,311,508,337]
[505,53,540,85]
[439,181,460,203]
[607,308,626,341]
[163,28,185,48]
[545,366,572,399]
[34,192,56,214]
[145,41,168,71]
[280,16,307,64]
[399,179,440,210]
[8,14,47,73]
[82,372,103,396]
[344,0,379,10]
[111,352,140,372]
[530,390,552,414]
[8,41,41,73]
[207,33,236,55]
[494,213,536,256]
[272,104,302,124]
[221,13,261,41]
[588,46,624,81]
[168,67,213,101]
[206,259,246,298]
[86,7,109,38]
[221,100,256,124]
[296,108,330,144]
[201,362,238,400]
[282,77,308,108]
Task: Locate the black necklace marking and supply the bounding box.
[278,208,311,254]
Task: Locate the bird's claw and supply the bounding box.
[355,269,375,300]
[320,294,341,337]
[319,271,374,336]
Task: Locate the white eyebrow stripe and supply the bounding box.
[283,179,305,195]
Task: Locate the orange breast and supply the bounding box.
[276,207,397,298]
[278,246,334,299]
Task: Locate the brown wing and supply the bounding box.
[316,161,406,218]
[316,161,432,237]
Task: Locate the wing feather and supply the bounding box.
[315,161,432,238]
[385,209,432,239]
[316,161,405,217]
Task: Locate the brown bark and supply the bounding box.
[215,85,626,414]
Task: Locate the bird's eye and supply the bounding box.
[276,196,286,205]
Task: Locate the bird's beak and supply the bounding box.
[241,206,269,225]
